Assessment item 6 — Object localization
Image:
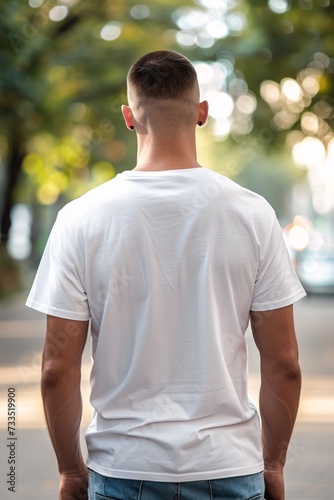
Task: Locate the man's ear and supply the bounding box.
[121,105,135,130]
[197,100,209,126]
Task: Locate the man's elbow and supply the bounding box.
[281,361,301,383]
[41,362,80,392]
[41,367,62,390]
[41,364,68,395]
[263,355,301,383]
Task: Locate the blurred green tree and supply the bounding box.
[172,0,334,218]
[0,0,194,246]
[0,0,333,251]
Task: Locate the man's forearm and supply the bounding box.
[41,316,89,499]
[41,369,87,476]
[260,363,301,469]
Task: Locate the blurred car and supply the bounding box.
[295,247,334,294]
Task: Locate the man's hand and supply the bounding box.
[59,473,89,500]
[264,466,284,500]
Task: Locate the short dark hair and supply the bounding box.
[127,50,198,100]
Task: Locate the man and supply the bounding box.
[26,50,306,500]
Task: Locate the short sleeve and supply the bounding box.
[26,211,90,320]
[250,215,306,311]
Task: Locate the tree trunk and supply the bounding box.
[0,129,24,245]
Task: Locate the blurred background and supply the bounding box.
[0,0,333,498]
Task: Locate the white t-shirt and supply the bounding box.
[26,167,306,482]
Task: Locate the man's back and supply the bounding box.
[27,167,305,482]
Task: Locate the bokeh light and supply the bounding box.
[285,215,312,252]
[236,94,257,115]
[301,112,319,135]
[205,91,234,119]
[292,137,327,167]
[130,5,151,19]
[48,6,69,22]
[100,22,122,41]
[281,78,303,103]
[173,1,247,50]
[268,0,290,14]
[29,0,44,7]
[260,81,281,105]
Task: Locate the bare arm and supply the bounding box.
[250,305,301,500]
[41,315,89,500]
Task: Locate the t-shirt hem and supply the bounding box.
[250,288,306,312]
[25,298,90,321]
[86,459,264,482]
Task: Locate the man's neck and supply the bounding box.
[134,160,202,172]
[134,133,200,172]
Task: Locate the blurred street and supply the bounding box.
[0,292,333,499]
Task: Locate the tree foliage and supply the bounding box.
[0,0,333,249]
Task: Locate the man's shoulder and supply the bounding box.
[208,169,273,212]
[56,175,124,229]
[61,175,121,212]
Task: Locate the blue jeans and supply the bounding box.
[88,469,264,500]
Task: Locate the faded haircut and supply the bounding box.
[127,50,198,101]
